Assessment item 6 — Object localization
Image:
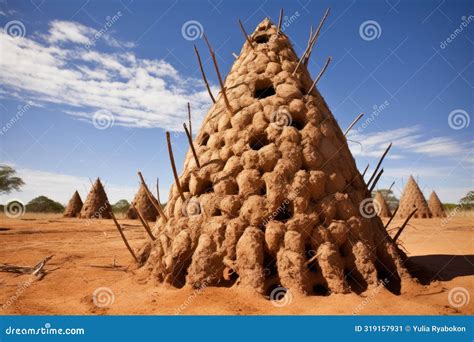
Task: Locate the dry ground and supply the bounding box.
[0,212,472,315]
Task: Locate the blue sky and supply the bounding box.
[0,0,472,205]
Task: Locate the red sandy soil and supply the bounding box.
[0,213,472,315]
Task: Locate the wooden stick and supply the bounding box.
[369,168,384,192]
[367,143,392,188]
[238,19,254,49]
[277,8,284,35]
[156,177,161,205]
[388,181,395,193]
[393,209,417,242]
[307,56,332,94]
[293,7,330,74]
[304,8,331,66]
[194,45,216,104]
[187,102,192,137]
[344,113,364,136]
[384,206,399,230]
[203,34,232,114]
[138,171,168,223]
[105,199,138,263]
[166,131,185,201]
[131,202,156,241]
[183,123,201,168]
[361,164,370,178]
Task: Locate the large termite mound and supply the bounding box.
[140,18,411,296]
[63,190,83,218]
[396,176,432,219]
[428,191,446,218]
[127,184,159,221]
[374,191,391,218]
[80,178,112,219]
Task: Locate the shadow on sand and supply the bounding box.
[406,254,474,285]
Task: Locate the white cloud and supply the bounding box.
[348,126,471,159]
[0,20,214,131]
[0,168,136,205]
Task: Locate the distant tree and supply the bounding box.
[26,196,64,213]
[0,165,24,194]
[112,199,130,213]
[460,191,473,210]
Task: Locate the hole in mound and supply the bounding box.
[181,181,190,193]
[290,117,306,130]
[211,207,222,216]
[259,184,267,196]
[170,258,192,289]
[339,244,349,258]
[274,203,293,222]
[313,283,330,296]
[0,227,11,231]
[265,283,288,301]
[249,133,269,150]
[263,252,278,278]
[254,79,275,99]
[200,133,210,146]
[344,268,367,295]
[254,34,269,44]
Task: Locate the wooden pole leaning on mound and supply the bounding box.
[293,7,330,74]
[367,143,392,189]
[238,19,255,49]
[307,56,332,95]
[183,123,201,168]
[194,45,216,104]
[166,132,185,201]
[277,8,284,35]
[138,171,168,223]
[384,206,399,230]
[131,202,156,241]
[369,168,384,192]
[393,209,417,242]
[203,34,233,114]
[89,179,139,263]
[344,113,364,136]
